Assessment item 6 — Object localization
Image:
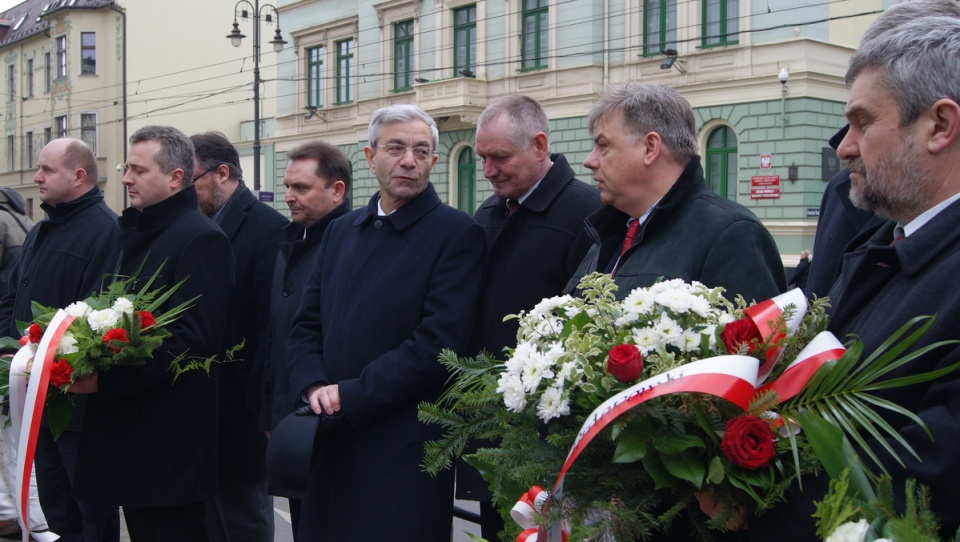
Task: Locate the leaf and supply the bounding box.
[793,410,874,501]
[642,451,680,490]
[45,394,72,440]
[706,456,725,484]
[651,426,706,454]
[612,427,649,464]
[660,448,706,489]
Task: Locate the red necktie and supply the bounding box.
[891,225,905,246]
[620,219,640,257]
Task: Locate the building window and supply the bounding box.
[705,126,738,199]
[394,20,414,91]
[457,148,475,212]
[7,135,14,172]
[702,0,739,47]
[453,5,476,77]
[55,36,67,78]
[6,65,14,103]
[81,113,97,154]
[44,127,52,144]
[644,0,677,55]
[81,32,96,75]
[25,131,33,167]
[306,46,323,108]
[43,52,51,92]
[521,0,548,70]
[55,115,67,139]
[335,39,354,104]
[25,58,33,98]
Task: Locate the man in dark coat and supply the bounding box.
[286,104,485,541]
[259,140,351,542]
[463,95,602,537]
[190,132,288,542]
[565,82,785,304]
[0,138,121,542]
[746,14,960,541]
[0,187,32,288]
[69,125,234,542]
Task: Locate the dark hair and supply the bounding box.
[286,140,352,191]
[190,132,242,180]
[129,125,195,186]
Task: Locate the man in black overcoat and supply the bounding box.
[190,132,288,542]
[68,126,234,542]
[462,95,602,538]
[259,140,351,542]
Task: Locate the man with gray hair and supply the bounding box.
[68,125,234,541]
[750,14,960,541]
[565,82,784,302]
[285,105,485,540]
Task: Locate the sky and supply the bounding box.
[0,0,23,13]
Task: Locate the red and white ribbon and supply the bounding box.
[759,331,846,403]
[13,310,73,541]
[742,288,807,382]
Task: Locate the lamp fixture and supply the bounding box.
[414,77,429,84]
[304,106,317,120]
[459,68,475,78]
[659,49,686,74]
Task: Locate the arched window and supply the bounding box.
[457,147,476,211]
[705,126,737,199]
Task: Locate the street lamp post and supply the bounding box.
[226,0,287,193]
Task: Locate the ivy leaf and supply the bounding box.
[661,448,707,489]
[652,426,706,454]
[706,456,725,485]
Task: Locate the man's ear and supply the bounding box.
[532,132,550,161]
[74,168,88,187]
[926,98,960,154]
[169,168,185,190]
[331,180,346,203]
[640,132,662,166]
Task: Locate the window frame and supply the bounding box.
[642,0,677,56]
[453,5,477,77]
[520,0,548,71]
[80,31,96,75]
[456,147,476,212]
[6,135,14,172]
[55,35,67,79]
[6,64,14,103]
[43,52,51,92]
[25,58,33,98]
[55,115,67,139]
[335,38,354,105]
[306,45,324,108]
[24,130,33,168]
[704,125,738,199]
[701,0,739,48]
[80,112,97,155]
[393,19,414,91]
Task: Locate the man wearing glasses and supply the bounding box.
[286,104,485,541]
[189,132,288,542]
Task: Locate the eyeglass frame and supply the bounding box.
[192,165,221,182]
[374,144,434,161]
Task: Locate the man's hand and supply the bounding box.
[306,383,340,416]
[696,490,748,532]
[66,374,98,394]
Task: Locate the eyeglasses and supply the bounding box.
[192,166,219,182]
[376,144,433,161]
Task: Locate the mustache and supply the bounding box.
[847,158,865,176]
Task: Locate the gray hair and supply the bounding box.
[130,125,196,187]
[367,104,439,150]
[860,0,960,47]
[476,95,551,150]
[847,16,960,127]
[588,82,698,163]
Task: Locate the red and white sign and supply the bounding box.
[750,175,781,199]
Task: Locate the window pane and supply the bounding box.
[725,0,739,42]
[81,113,96,154]
[394,20,414,90]
[457,149,475,211]
[81,32,96,75]
[307,46,323,107]
[336,39,353,103]
[705,0,721,45]
[453,6,476,76]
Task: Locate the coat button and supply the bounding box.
[374,220,384,230]
[283,288,290,297]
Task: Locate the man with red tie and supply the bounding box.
[566,81,785,303]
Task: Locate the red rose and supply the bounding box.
[27,322,43,344]
[607,344,644,383]
[720,318,762,355]
[102,328,130,353]
[49,359,74,388]
[139,311,156,330]
[720,415,776,470]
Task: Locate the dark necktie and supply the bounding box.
[507,199,520,214]
[891,225,905,246]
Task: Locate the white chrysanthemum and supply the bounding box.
[655,314,683,342]
[718,312,736,325]
[536,386,571,422]
[520,354,555,393]
[64,301,92,319]
[825,519,871,542]
[497,374,527,412]
[673,329,703,353]
[506,342,538,375]
[622,288,656,316]
[632,327,663,354]
[542,342,565,364]
[529,295,574,319]
[112,297,134,315]
[555,360,579,383]
[57,333,79,355]
[562,304,583,318]
[532,317,563,338]
[87,308,120,332]
[649,278,687,294]
[688,295,713,318]
[655,289,694,314]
